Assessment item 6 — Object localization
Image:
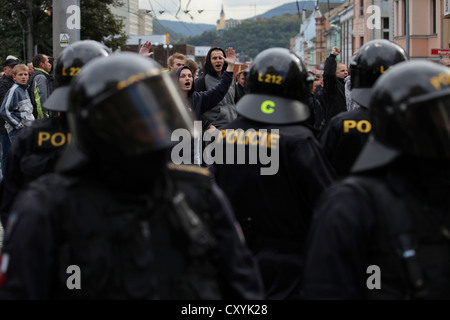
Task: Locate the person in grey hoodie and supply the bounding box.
[194,47,238,129]
[176,47,236,166]
[176,47,235,122]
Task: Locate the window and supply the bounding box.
[431,0,436,34]
[396,0,406,36]
[360,36,364,46]
[383,17,390,40]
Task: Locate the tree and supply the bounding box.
[80,0,127,51]
[0,1,35,62]
[0,0,127,62]
[178,15,300,60]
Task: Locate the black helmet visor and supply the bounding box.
[82,75,194,158]
[350,63,383,90]
[398,92,450,159]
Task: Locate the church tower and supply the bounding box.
[216,5,226,31]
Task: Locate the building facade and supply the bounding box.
[294,10,316,67]
[395,0,442,60]
[296,0,450,69]
[110,0,153,36]
[138,9,153,35]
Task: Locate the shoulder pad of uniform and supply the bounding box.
[167,163,210,177]
[29,172,79,190]
[167,163,213,193]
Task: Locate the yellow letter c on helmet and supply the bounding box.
[261,100,275,114]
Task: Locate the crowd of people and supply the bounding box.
[0,38,449,300]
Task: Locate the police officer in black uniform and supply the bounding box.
[209,47,336,299]
[0,53,264,299]
[319,39,408,178]
[302,60,450,299]
[0,40,110,227]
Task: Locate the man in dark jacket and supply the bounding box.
[234,69,248,104]
[195,47,237,129]
[323,46,348,126]
[0,56,19,178]
[28,54,54,119]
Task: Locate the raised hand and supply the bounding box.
[139,40,154,57]
[331,46,340,56]
[224,47,236,65]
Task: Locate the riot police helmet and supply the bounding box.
[352,60,450,172]
[45,40,111,112]
[350,39,408,108]
[237,47,313,124]
[58,52,194,171]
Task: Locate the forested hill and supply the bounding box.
[154,19,215,39]
[153,19,188,41]
[177,15,301,59]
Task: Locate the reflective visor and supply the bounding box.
[86,76,194,158]
[401,95,450,159]
[350,64,381,90]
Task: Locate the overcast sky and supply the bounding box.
[138,0,296,24]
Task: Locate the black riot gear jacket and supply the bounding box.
[319,107,371,178]
[0,115,70,226]
[303,160,450,299]
[0,164,264,299]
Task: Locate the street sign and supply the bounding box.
[431,48,450,55]
[60,33,70,47]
